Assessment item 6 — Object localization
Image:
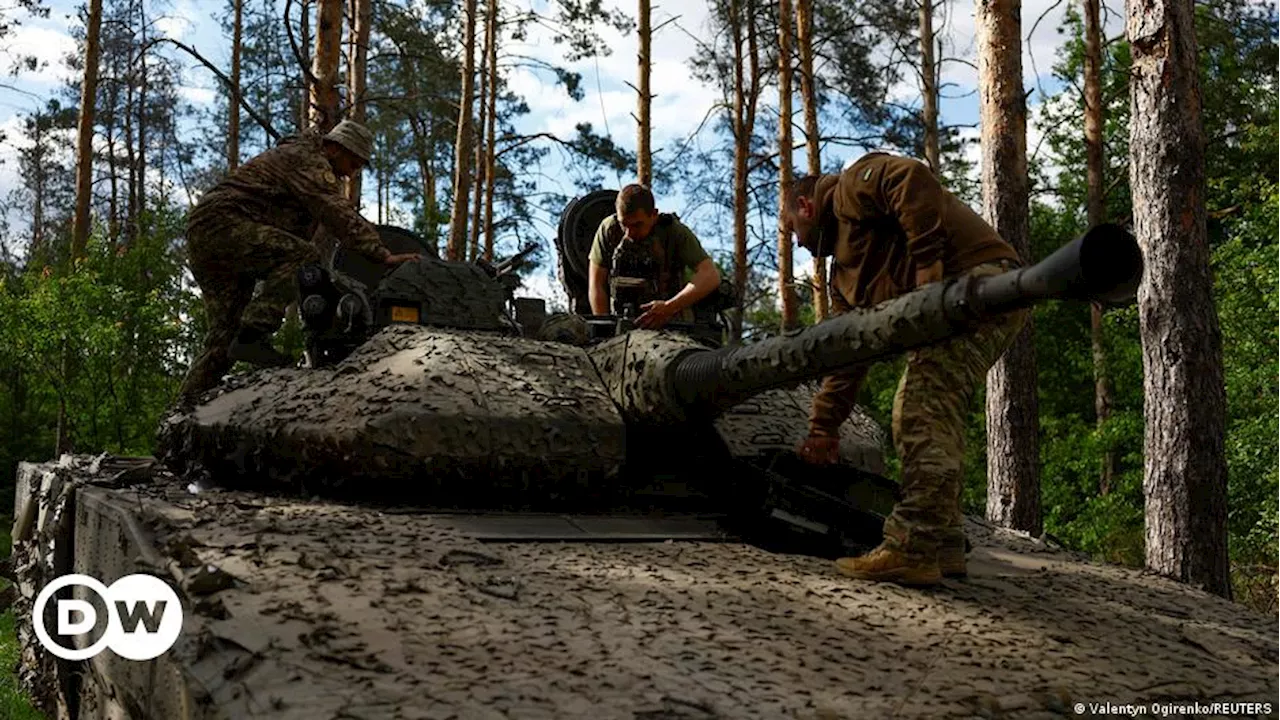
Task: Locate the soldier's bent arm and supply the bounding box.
[660,223,720,312]
[808,290,866,437]
[587,218,616,314]
[841,155,947,273]
[662,258,720,316]
[588,261,610,314]
[291,162,391,263]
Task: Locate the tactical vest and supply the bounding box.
[605,214,683,314]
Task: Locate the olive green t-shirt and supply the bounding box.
[588,214,711,293]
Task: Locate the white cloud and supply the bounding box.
[3,25,77,88]
[516,266,569,310]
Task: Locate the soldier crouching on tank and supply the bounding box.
[783,152,1028,586]
[176,120,421,405]
[587,184,721,329]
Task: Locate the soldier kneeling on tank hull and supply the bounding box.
[784,152,1026,586]
[176,120,420,405]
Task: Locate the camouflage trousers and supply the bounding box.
[177,214,318,401]
[881,262,1029,556]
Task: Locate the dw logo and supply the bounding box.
[33,574,183,661]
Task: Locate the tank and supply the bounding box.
[154,197,899,560]
[19,202,1260,720]
[153,202,1146,562]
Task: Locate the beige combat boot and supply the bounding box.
[833,543,943,586]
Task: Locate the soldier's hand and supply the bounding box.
[384,252,422,266]
[915,259,944,287]
[797,434,841,465]
[636,300,676,329]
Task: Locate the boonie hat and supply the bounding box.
[324,120,374,162]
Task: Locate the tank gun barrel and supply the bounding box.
[653,223,1141,421]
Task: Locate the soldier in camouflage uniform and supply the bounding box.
[587,184,722,329]
[783,152,1027,586]
[177,120,420,403]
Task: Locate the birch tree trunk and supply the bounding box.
[310,0,342,132]
[795,0,826,321]
[345,0,371,204]
[1128,0,1231,598]
[978,0,1041,535]
[730,0,761,342]
[482,0,500,262]
[71,0,104,260]
[636,0,652,185]
[777,0,798,330]
[1083,0,1116,495]
[920,0,939,169]
[229,0,243,171]
[446,0,478,261]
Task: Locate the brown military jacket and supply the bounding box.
[808,152,1020,437]
[190,132,390,263]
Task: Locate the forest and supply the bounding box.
[0,0,1274,616]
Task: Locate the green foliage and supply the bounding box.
[1022,0,1278,609]
[0,208,201,488]
[0,515,44,720]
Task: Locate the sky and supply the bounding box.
[0,0,1127,308]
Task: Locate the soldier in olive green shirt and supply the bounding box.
[587,184,721,329]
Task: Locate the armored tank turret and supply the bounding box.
[156,195,1142,559]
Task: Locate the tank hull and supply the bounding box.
[11,456,1277,720]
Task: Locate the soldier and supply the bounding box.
[176,120,420,403]
[783,151,1027,586]
[587,184,721,329]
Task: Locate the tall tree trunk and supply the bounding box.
[636,0,652,185]
[410,113,440,255]
[136,0,147,237]
[346,0,370,203]
[730,0,747,338]
[978,0,1041,535]
[1083,0,1116,495]
[776,0,797,330]
[123,54,136,247]
[31,123,45,262]
[469,1,492,263]
[71,0,103,260]
[299,0,312,130]
[730,0,760,341]
[310,0,342,132]
[229,0,243,170]
[446,0,478,261]
[106,129,119,245]
[1128,0,1230,598]
[920,0,939,169]
[482,0,499,262]
[795,0,826,321]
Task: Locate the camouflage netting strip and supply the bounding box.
[669,282,961,416]
[586,330,709,425]
[712,386,888,476]
[372,256,512,332]
[157,325,627,503]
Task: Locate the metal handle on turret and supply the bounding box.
[664,223,1143,419]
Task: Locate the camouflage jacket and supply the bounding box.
[190,132,390,263]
